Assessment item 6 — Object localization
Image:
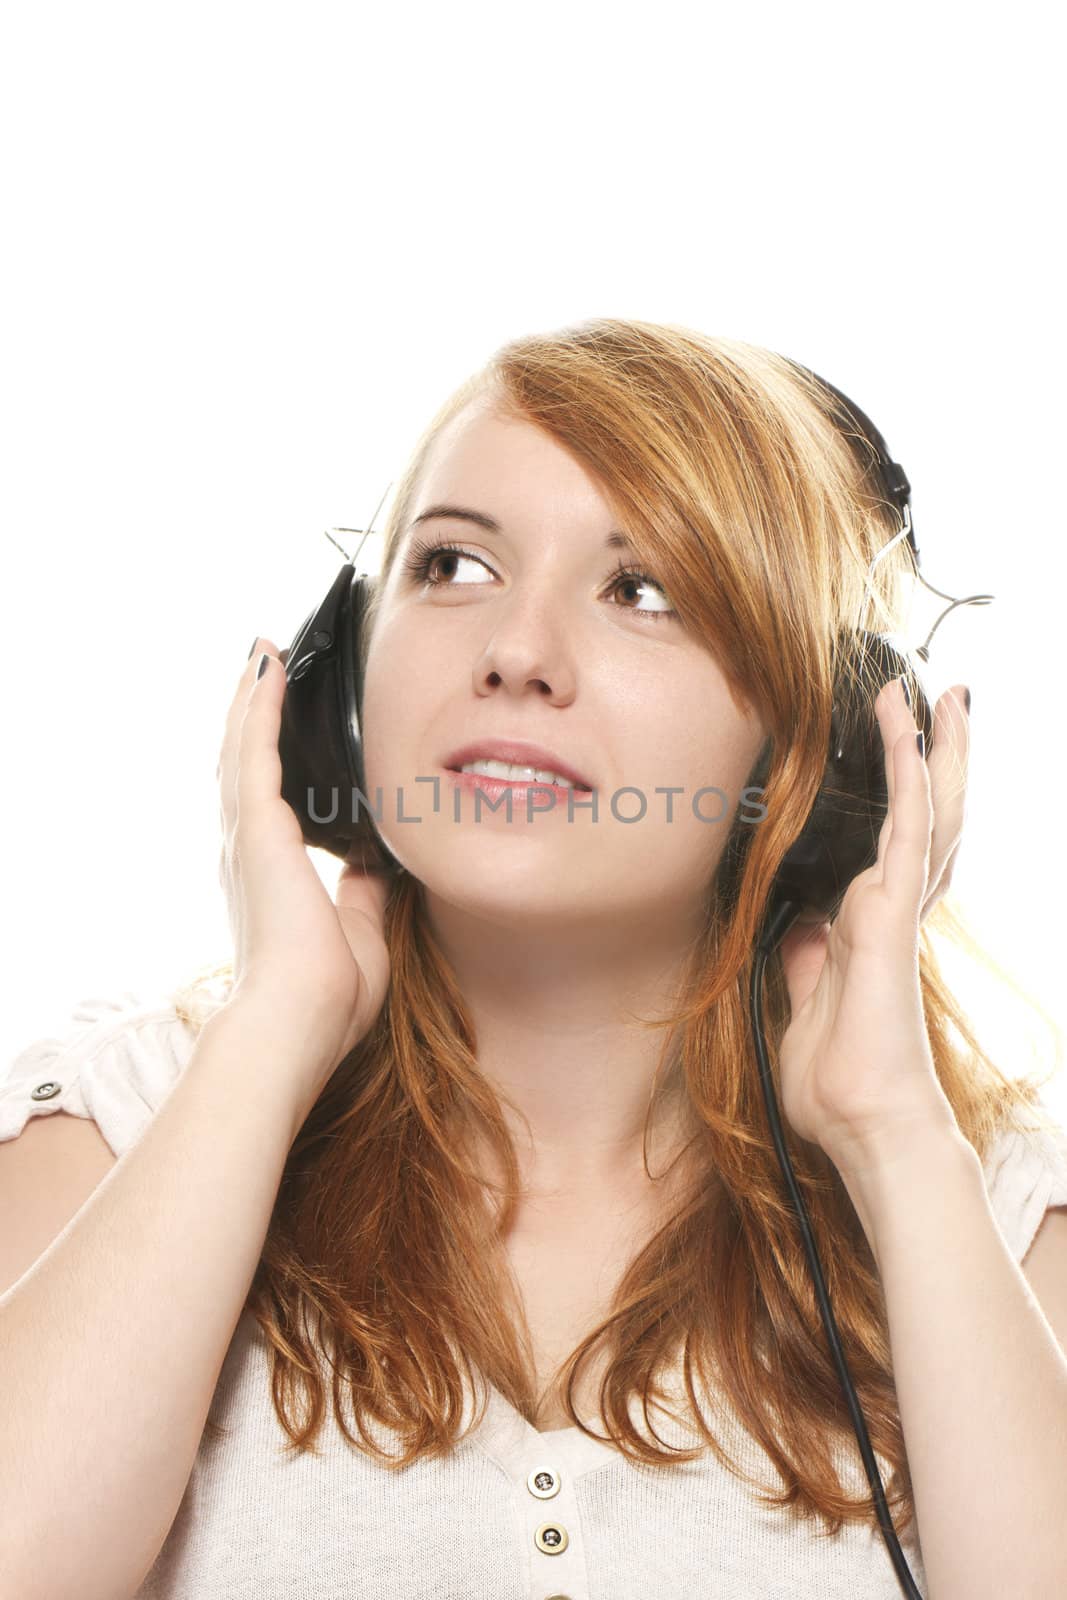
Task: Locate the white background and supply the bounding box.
[1,2,1063,1119]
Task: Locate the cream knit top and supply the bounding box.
[4,990,1067,1600]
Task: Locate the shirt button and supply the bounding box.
[534,1522,569,1555]
[31,1081,62,1101]
[527,1465,562,1499]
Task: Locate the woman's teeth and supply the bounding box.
[458,759,576,788]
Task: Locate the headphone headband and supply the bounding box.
[785,360,916,560]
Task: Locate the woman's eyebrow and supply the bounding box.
[408,502,633,551]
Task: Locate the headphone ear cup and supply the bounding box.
[769,633,933,923]
[277,567,403,875]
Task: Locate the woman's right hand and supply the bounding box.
[216,639,392,1111]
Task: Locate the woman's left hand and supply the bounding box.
[774,678,972,1177]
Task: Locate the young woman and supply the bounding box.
[2,320,1066,1600]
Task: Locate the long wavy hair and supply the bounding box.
[176,319,1062,1539]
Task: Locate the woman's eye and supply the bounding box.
[604,565,677,622]
[400,539,677,623]
[401,541,494,588]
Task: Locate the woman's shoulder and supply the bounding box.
[0,974,232,1158]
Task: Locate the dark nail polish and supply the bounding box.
[247,637,259,660]
[916,731,925,758]
[898,673,911,708]
[963,686,971,714]
[257,653,270,680]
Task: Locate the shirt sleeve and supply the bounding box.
[0,992,203,1160]
[981,1105,1067,1265]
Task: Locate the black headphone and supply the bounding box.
[274,365,987,1599]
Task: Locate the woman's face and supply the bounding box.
[359,397,768,931]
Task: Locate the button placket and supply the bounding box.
[527,1461,569,1560]
[522,1450,587,1596]
[470,1385,613,1599]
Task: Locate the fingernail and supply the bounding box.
[256,653,270,680]
[247,636,259,661]
[898,673,911,709]
[916,731,925,758]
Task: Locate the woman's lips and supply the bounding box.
[442,768,591,809]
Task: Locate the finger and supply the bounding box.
[870,677,912,876]
[921,833,962,919]
[921,685,969,915]
[874,674,919,818]
[882,723,934,923]
[217,638,271,783]
[219,636,280,843]
[874,805,893,875]
[233,642,290,843]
